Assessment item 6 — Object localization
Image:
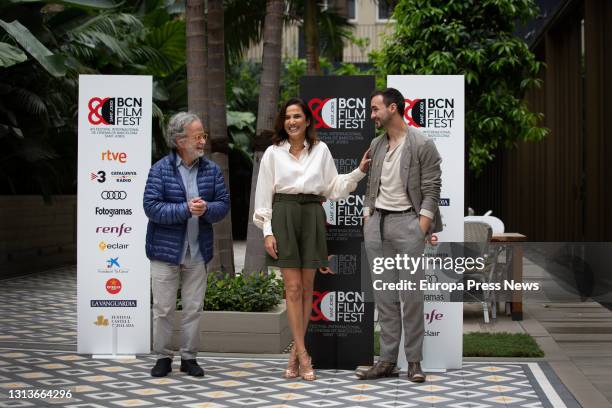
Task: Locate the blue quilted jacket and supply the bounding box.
[143,151,230,264]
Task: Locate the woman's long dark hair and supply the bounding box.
[272,98,318,151]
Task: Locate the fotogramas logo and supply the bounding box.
[312,291,365,322]
[88,96,143,126]
[309,97,367,129]
[405,98,455,129]
[105,278,122,295]
[322,194,365,226]
[95,207,133,217]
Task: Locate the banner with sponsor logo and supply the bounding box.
[388,75,464,370]
[301,76,375,369]
[77,75,152,355]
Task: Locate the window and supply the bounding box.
[377,0,396,21]
[347,0,356,21]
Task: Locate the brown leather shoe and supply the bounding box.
[407,361,425,382]
[356,361,399,380]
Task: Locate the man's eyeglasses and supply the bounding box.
[186,132,208,142]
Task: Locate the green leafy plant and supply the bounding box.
[202,272,284,312]
[373,0,549,173]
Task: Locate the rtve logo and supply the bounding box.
[101,150,127,163]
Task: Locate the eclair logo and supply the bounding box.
[308,97,366,129]
[88,96,143,126]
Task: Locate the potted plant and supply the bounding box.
[171,272,290,353]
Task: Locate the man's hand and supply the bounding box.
[359,148,372,173]
[189,197,207,217]
[419,215,432,240]
[264,235,278,259]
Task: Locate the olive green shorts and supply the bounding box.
[267,193,329,269]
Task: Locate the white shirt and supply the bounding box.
[375,136,412,211]
[253,140,366,236]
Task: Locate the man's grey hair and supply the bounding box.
[166,112,201,148]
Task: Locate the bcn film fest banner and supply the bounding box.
[301,76,375,370]
[77,75,152,355]
[388,75,465,370]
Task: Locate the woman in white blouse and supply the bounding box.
[253,98,370,380]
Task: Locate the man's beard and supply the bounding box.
[186,147,204,161]
[375,115,389,129]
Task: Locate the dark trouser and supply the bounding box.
[364,210,426,363]
[267,193,328,269]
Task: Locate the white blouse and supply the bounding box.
[253,140,366,236]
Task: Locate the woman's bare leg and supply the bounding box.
[281,268,306,352]
[301,268,317,337]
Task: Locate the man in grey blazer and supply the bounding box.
[356,88,442,382]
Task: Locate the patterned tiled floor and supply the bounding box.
[1,268,76,348]
[0,352,578,408]
[0,268,580,407]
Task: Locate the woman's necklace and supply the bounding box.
[289,142,305,155]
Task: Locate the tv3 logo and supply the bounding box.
[91,171,106,183]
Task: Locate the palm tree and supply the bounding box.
[207,0,235,274]
[304,0,321,75]
[244,0,284,274]
[185,0,209,131]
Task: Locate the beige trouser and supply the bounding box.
[364,210,425,363]
[151,251,207,360]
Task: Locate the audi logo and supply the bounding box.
[101,191,127,200]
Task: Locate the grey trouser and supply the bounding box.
[364,210,425,363]
[151,252,207,360]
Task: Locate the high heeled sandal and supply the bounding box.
[283,345,299,379]
[297,350,316,381]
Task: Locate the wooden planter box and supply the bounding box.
[170,300,290,353]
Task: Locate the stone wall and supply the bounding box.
[0,196,76,278]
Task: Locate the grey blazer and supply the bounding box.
[364,126,443,234]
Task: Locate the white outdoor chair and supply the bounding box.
[463,221,503,323]
[464,215,505,233]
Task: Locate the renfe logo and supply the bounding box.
[96,223,132,237]
[101,150,127,163]
[426,309,444,324]
[309,98,366,129]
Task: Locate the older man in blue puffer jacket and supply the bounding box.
[144,112,230,378]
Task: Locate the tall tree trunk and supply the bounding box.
[305,0,321,75]
[244,0,284,275]
[207,0,235,275]
[186,0,209,135]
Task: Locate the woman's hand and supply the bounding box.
[264,235,278,259]
[319,255,337,274]
[359,148,372,173]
